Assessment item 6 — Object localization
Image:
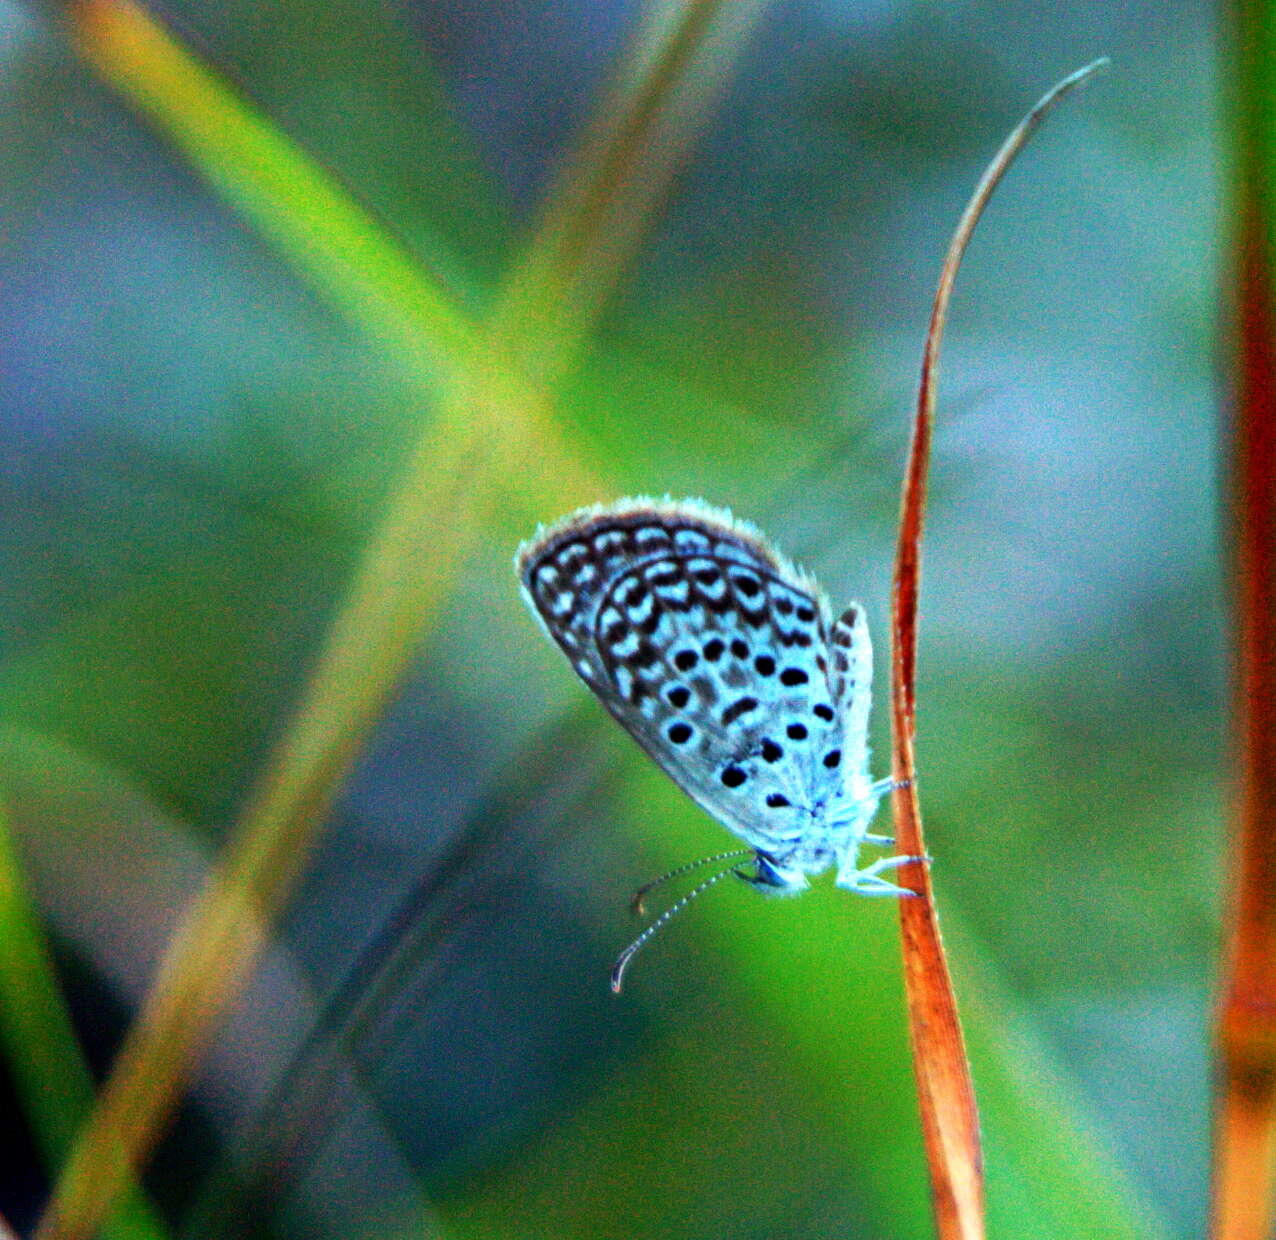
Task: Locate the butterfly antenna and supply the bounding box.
[611,864,741,994]
[629,849,753,915]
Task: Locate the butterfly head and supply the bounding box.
[736,851,810,896]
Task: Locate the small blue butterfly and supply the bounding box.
[517,497,918,988]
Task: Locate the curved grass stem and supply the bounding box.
[887,59,1108,1240]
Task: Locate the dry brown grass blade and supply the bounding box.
[888,61,1107,1240]
[490,0,771,388]
[1210,156,1276,1240]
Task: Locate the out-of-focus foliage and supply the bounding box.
[0,1,1216,1238]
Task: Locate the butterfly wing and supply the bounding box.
[517,498,854,858]
[828,603,875,798]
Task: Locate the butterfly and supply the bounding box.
[516,497,918,988]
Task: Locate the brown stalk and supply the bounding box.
[488,0,771,389]
[1210,18,1276,1228]
[888,61,1107,1240]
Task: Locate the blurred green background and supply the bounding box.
[0,1,1219,1238]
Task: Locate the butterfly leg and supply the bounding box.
[836,852,927,896]
[856,779,908,845]
[848,876,920,896]
[870,775,911,797]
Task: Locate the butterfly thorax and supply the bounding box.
[750,774,880,888]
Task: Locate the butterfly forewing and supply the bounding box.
[517,499,860,856]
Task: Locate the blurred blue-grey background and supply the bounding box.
[0,2,1219,1238]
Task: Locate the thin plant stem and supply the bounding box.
[887,60,1107,1240]
[490,0,771,389]
[1211,2,1276,1230]
[0,790,169,1240]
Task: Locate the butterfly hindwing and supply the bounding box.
[829,603,874,788]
